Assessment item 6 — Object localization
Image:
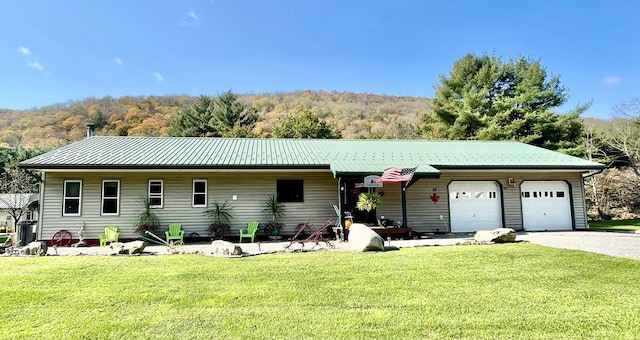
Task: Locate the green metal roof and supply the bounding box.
[19,137,604,175]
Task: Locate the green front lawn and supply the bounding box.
[1,244,639,339]
[589,219,640,232]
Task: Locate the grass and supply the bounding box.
[1,244,639,339]
[589,219,640,232]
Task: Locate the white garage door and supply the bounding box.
[521,181,572,231]
[449,181,503,232]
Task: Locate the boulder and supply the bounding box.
[109,241,147,255]
[348,223,385,252]
[211,240,243,256]
[20,241,48,256]
[474,228,517,243]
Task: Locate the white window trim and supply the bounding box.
[63,180,82,217]
[101,180,120,216]
[148,180,164,208]
[192,179,208,208]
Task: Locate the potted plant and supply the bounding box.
[356,192,382,212]
[135,197,160,236]
[262,194,285,235]
[205,200,233,240]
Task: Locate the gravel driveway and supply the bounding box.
[517,231,640,261]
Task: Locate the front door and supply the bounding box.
[344,179,377,224]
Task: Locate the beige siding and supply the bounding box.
[377,171,588,233]
[40,171,338,241]
[39,169,589,240]
[569,176,588,229]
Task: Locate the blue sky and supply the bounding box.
[1,0,638,118]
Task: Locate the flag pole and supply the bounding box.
[401,181,408,227]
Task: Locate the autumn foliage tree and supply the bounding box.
[272,109,340,139]
[0,168,38,227]
[0,147,47,227]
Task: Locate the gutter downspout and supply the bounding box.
[583,160,613,179]
[582,168,605,179]
[581,162,611,230]
[36,172,44,242]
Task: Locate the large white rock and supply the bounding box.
[474,228,517,243]
[20,241,48,256]
[211,240,243,256]
[348,223,385,252]
[109,241,147,255]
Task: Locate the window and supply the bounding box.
[149,180,163,208]
[63,180,82,216]
[192,180,207,207]
[488,191,497,199]
[556,191,565,198]
[277,179,304,202]
[25,211,33,221]
[474,192,485,199]
[102,180,120,215]
[522,192,530,198]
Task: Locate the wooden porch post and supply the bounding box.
[401,182,408,227]
[337,177,345,241]
[401,178,419,228]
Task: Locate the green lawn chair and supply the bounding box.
[0,234,13,254]
[239,221,259,243]
[165,223,184,244]
[99,226,119,247]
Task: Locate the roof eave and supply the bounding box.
[434,164,606,171]
[18,164,331,171]
[332,171,441,178]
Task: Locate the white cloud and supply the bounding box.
[155,72,164,81]
[115,57,123,65]
[602,76,622,85]
[182,7,200,26]
[187,8,199,20]
[18,46,31,55]
[27,61,43,71]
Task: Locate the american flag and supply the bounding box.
[376,166,417,183]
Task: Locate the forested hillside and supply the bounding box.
[3,51,640,221]
[0,90,430,148]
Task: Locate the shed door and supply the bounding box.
[449,181,502,232]
[521,181,572,231]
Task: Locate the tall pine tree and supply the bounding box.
[167,91,258,137]
[167,95,217,137]
[420,53,588,155]
[211,91,258,137]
